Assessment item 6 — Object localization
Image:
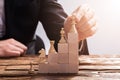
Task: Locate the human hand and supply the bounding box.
[0,38,27,57]
[64,4,97,42]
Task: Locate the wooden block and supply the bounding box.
[58,43,68,53]
[68,33,78,42]
[68,33,79,64]
[48,53,58,64]
[58,64,69,73]
[68,33,78,54]
[58,53,69,64]
[68,43,78,54]
[68,63,79,73]
[39,63,49,73]
[1,77,31,80]
[69,52,79,64]
[47,63,59,73]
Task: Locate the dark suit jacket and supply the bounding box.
[2,0,89,55]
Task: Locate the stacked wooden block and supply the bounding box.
[39,26,79,73]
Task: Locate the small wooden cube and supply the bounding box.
[68,33,79,64]
[39,63,49,73]
[68,33,78,44]
[68,63,79,73]
[58,43,68,53]
[58,53,69,64]
[69,53,79,64]
[47,63,59,73]
[58,64,69,73]
[48,53,58,64]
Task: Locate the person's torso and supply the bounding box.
[4,0,41,44]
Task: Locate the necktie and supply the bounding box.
[0,0,5,38]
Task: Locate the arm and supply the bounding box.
[39,1,93,55]
[39,0,67,50]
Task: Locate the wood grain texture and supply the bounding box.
[0,55,120,80]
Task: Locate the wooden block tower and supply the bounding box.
[38,17,79,73]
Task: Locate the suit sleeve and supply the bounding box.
[39,0,67,50]
[39,0,89,55]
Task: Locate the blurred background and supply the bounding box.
[36,0,120,54]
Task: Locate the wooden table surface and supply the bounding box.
[1,54,120,80]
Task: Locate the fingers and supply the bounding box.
[76,8,95,29]
[4,51,21,57]
[8,38,27,53]
[78,26,97,40]
[0,38,27,57]
[77,17,97,40]
[72,6,84,23]
[64,4,97,41]
[72,6,83,22]
[77,17,96,32]
[72,4,90,22]
[6,43,25,54]
[64,4,90,33]
[84,26,97,37]
[73,4,97,41]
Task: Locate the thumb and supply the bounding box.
[71,4,89,22]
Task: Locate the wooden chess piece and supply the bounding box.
[38,48,47,63]
[49,40,57,53]
[69,16,77,33]
[59,28,67,43]
[38,48,46,58]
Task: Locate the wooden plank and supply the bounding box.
[0,56,39,77]
[0,58,38,66]
[79,54,120,58]
[5,65,38,71]
[0,77,31,80]
[1,54,120,79]
[79,58,120,65]
[79,55,120,66]
[79,65,120,70]
[0,60,37,66]
[0,66,6,71]
[5,65,30,71]
[0,56,48,66]
[0,71,29,77]
[0,76,117,80]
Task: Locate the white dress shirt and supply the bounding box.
[0,0,5,38]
